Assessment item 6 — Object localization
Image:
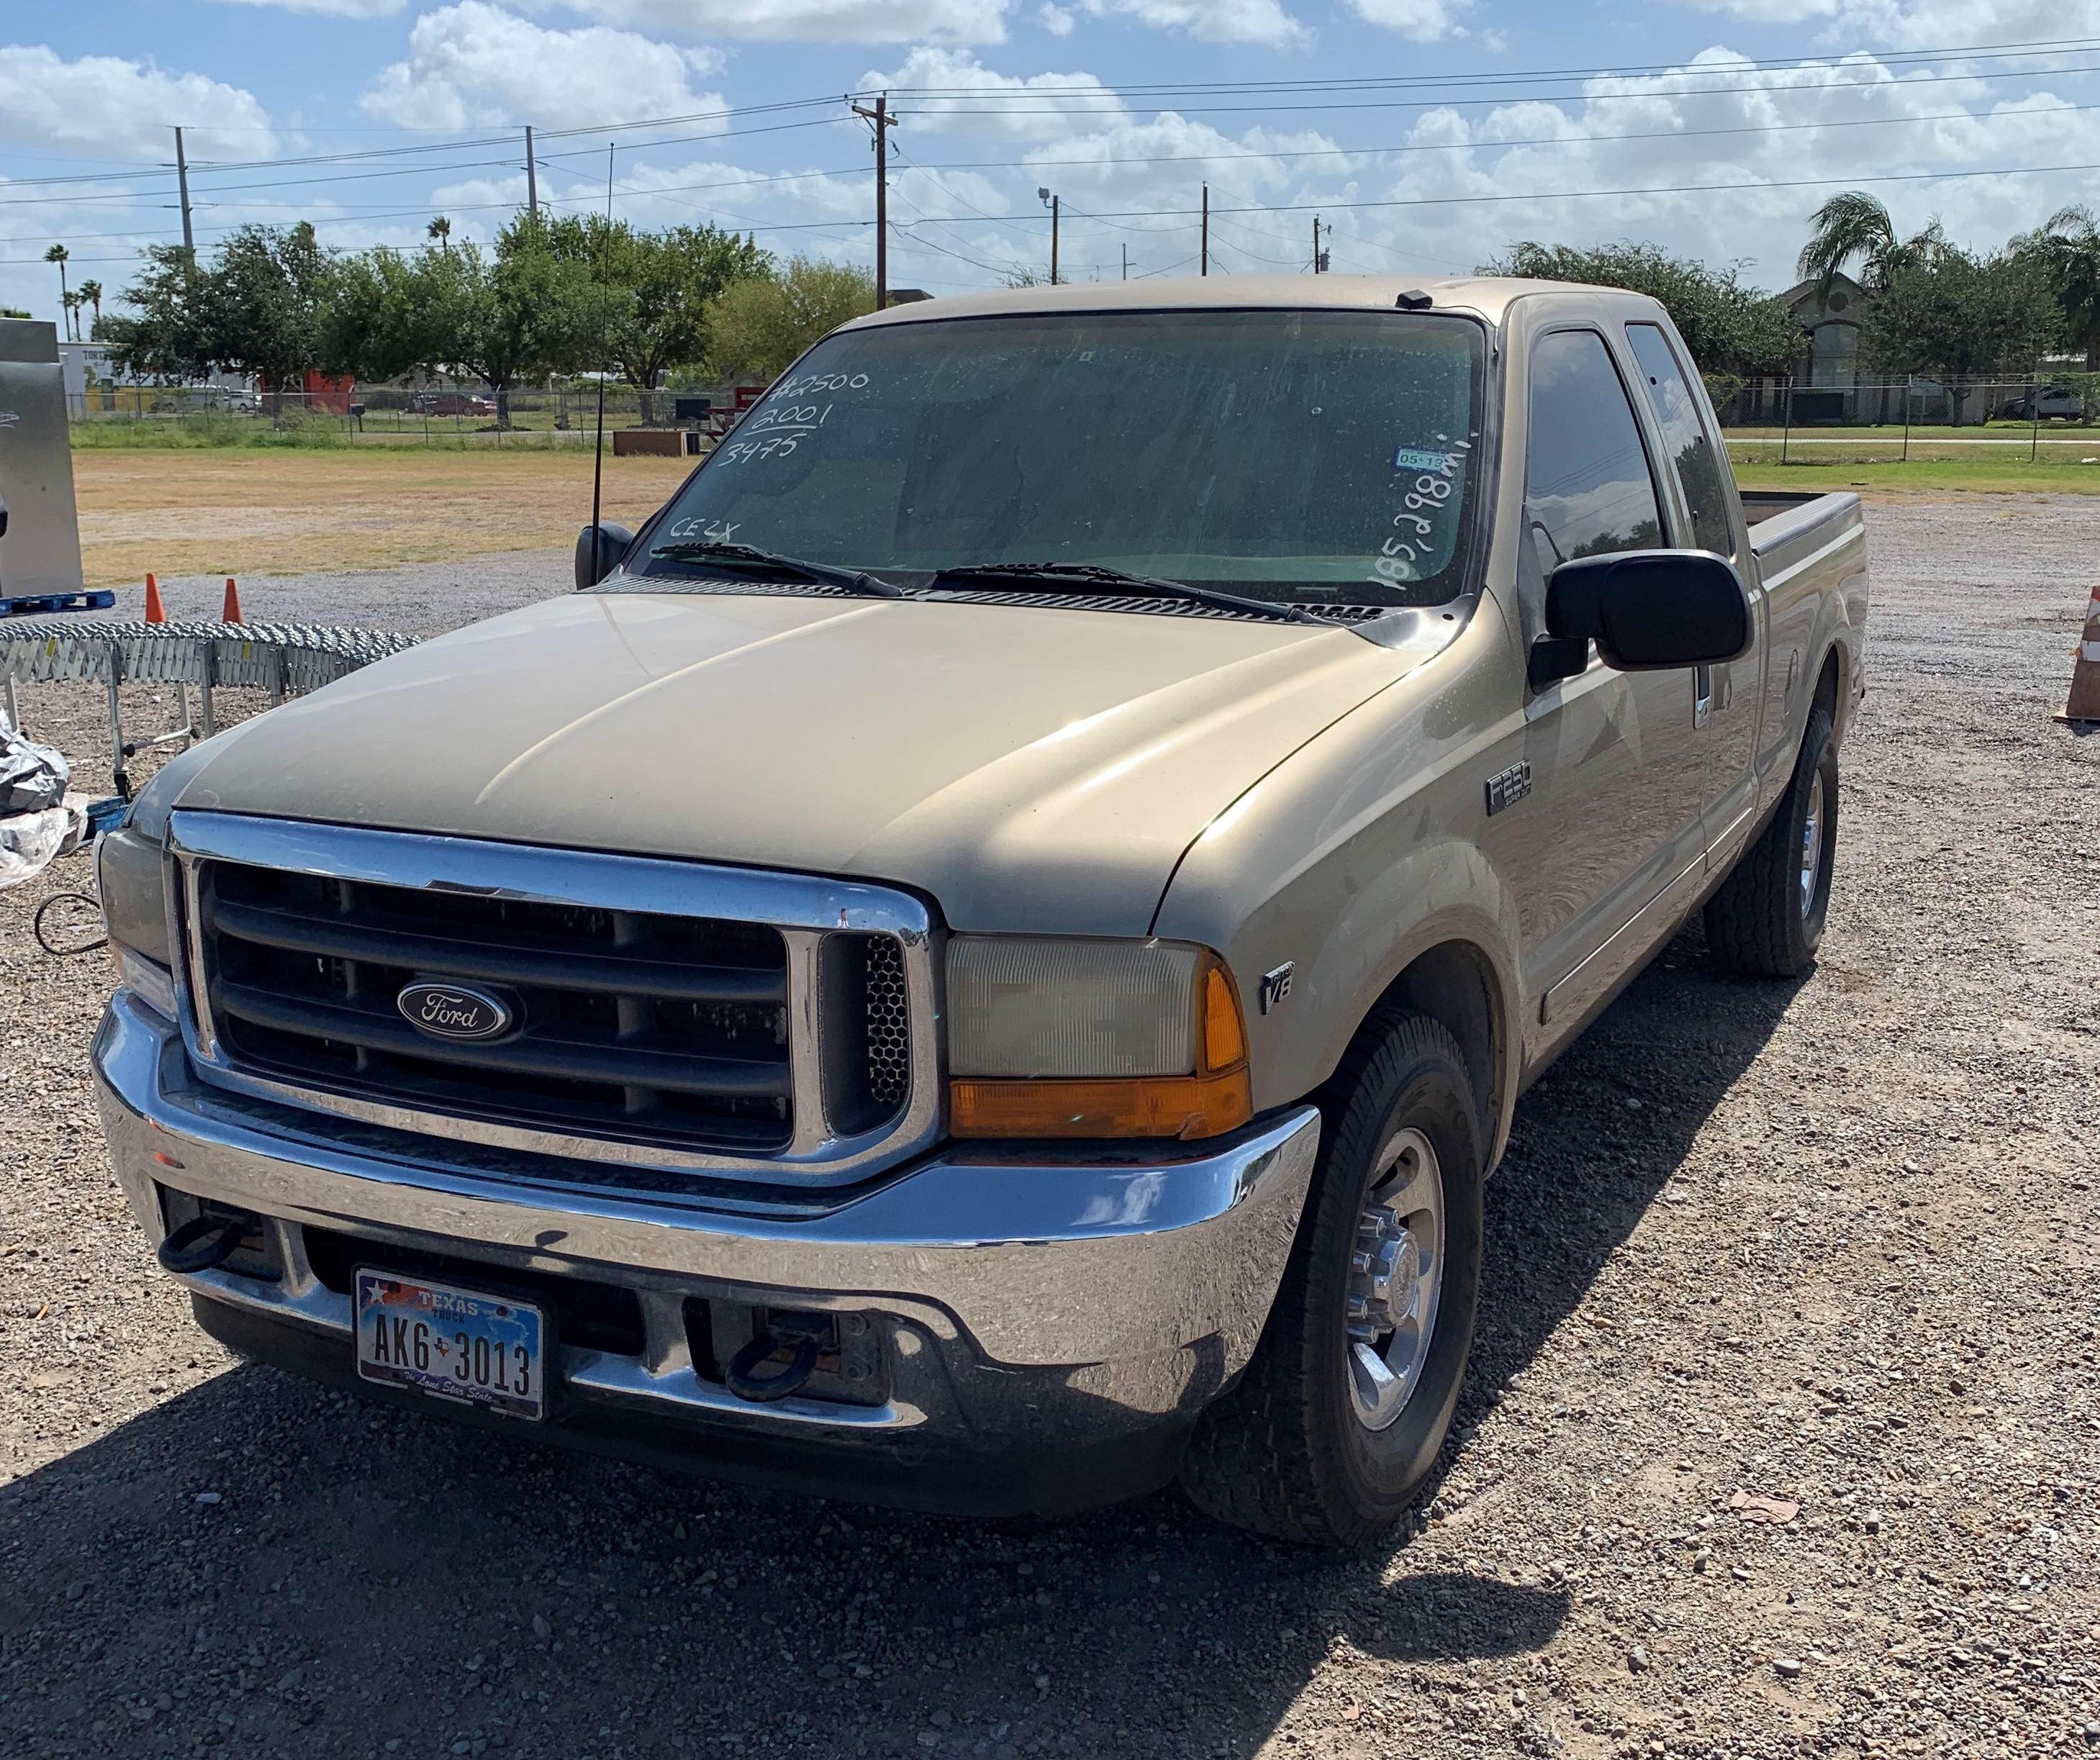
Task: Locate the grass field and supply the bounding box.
[71,448,694,588]
[1728,448,2100,496]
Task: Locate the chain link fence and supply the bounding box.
[1705,373,2100,461]
[66,383,696,447]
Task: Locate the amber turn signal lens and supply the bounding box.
[950,1068,1253,1141]
[1200,961,1246,1074]
[946,946,1254,1140]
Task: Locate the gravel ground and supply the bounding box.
[3,504,2097,1760]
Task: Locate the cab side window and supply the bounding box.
[1523,330,1665,604]
[1625,322,1733,557]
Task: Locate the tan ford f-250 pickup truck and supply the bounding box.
[92,276,1868,1544]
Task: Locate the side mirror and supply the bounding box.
[1531,550,1752,687]
[0,491,9,540]
[574,522,635,589]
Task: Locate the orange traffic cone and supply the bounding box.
[222,576,243,625]
[143,572,166,624]
[2058,586,2100,728]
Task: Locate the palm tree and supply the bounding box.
[43,242,69,325]
[1796,191,1945,298]
[427,215,453,253]
[78,278,102,337]
[2017,205,2100,370]
[60,289,83,342]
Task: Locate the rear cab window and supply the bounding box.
[1624,322,1734,558]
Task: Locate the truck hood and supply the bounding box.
[173,590,1429,933]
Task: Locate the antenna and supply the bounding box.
[589,142,612,585]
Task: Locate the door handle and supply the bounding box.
[1693,663,1714,729]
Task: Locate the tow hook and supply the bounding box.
[156,1210,262,1275]
[725,1311,832,1403]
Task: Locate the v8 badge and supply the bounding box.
[1259,962,1295,1015]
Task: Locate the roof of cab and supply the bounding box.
[841,273,1648,332]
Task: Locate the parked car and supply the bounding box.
[408,391,495,417]
[94,277,1869,1544]
[1999,385,2084,421]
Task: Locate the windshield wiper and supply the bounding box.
[928,561,1323,626]
[648,541,903,599]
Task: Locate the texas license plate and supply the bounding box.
[353,1269,546,1421]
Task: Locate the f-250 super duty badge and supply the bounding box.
[1485,761,1532,816]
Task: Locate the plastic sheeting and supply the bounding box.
[0,797,84,889]
[1,710,68,815]
[0,712,78,886]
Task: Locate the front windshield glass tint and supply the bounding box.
[638,309,1486,607]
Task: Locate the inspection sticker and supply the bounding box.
[1391,445,1458,474]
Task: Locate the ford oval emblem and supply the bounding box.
[397,981,515,1043]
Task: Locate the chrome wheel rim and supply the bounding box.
[1346,1128,1445,1433]
[1799,771,1826,920]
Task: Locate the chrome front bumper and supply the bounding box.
[95,990,1320,1514]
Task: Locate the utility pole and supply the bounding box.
[851,94,897,308]
[1200,184,1208,276]
[1312,216,1328,273]
[1122,242,1128,281]
[1039,188,1059,285]
[173,127,195,272]
[524,124,538,217]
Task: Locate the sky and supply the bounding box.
[9,0,2100,327]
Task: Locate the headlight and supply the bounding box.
[96,827,178,1018]
[945,936,1251,1140]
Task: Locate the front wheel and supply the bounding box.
[1705,702,1838,979]
[1179,1012,1484,1546]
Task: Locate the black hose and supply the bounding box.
[34,890,106,957]
[725,1330,823,1402]
[155,1211,260,1275]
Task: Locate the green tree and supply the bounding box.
[325,216,600,425]
[97,243,210,382]
[1481,240,1800,381]
[2014,204,2100,370]
[542,215,766,421]
[1796,191,1946,298]
[702,257,876,385]
[78,278,103,337]
[102,224,334,392]
[1860,246,2063,416]
[43,243,68,327]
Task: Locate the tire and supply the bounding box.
[1179,1012,1484,1546]
[1705,702,1839,979]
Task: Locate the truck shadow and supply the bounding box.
[1,922,1798,1759]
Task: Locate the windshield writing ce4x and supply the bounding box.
[644,309,1485,607]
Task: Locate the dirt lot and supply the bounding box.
[3,499,2097,1759]
[70,451,692,591]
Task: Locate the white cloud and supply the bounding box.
[361,4,729,131]
[1345,0,1475,40]
[1040,2,1077,31]
[209,0,405,17]
[0,46,276,159]
[861,48,1129,140]
[1667,0,2100,42]
[521,0,1013,44]
[1075,0,1307,44]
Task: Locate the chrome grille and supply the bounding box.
[168,813,942,1184]
[199,861,795,1153]
[864,935,909,1110]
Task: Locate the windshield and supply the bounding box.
[633,309,1487,607]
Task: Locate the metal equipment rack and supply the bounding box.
[2,620,419,796]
